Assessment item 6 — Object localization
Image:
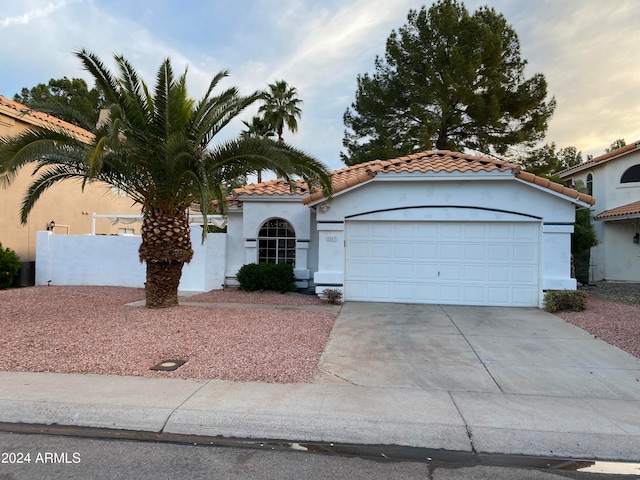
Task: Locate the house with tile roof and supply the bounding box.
[224,150,594,307]
[559,141,640,282]
[0,95,141,263]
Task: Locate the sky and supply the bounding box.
[1,0,640,172]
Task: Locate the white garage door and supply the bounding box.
[345,221,540,306]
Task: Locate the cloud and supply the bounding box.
[0,0,71,28]
[260,0,415,92]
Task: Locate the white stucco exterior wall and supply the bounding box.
[564,152,640,282]
[224,196,314,287]
[312,174,581,306]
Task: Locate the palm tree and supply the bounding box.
[0,50,332,308]
[241,116,275,183]
[258,80,302,143]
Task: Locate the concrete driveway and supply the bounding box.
[319,302,640,400]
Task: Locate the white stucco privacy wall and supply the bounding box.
[35,226,226,292]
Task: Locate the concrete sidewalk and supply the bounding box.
[0,302,639,461]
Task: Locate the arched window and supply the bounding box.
[586,173,593,196]
[258,218,296,265]
[621,164,640,183]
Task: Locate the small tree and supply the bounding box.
[0,243,20,289]
[572,181,598,285]
[518,143,582,181]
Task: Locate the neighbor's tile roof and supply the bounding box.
[228,150,595,207]
[594,200,640,220]
[0,95,94,143]
[559,140,640,177]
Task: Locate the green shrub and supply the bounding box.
[236,263,296,293]
[0,243,20,290]
[544,289,588,313]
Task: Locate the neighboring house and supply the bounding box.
[559,141,640,282]
[223,150,594,307]
[0,95,141,261]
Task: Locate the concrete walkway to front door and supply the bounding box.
[318,302,640,457]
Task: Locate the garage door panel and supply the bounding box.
[417,223,440,239]
[415,284,440,303]
[513,245,537,261]
[415,248,438,260]
[392,242,415,259]
[489,224,511,240]
[415,263,438,280]
[440,285,463,302]
[512,288,537,305]
[345,221,539,307]
[393,263,415,281]
[513,224,538,239]
[370,243,391,258]
[513,266,537,284]
[464,265,486,281]
[463,286,486,303]
[464,244,485,260]
[393,223,416,239]
[348,241,370,258]
[441,223,463,239]
[488,287,510,304]
[371,223,393,239]
[368,262,392,279]
[488,265,510,282]
[487,245,508,261]
[440,265,462,281]
[440,244,462,259]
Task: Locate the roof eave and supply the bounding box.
[515,177,594,208]
[595,213,640,221]
[237,193,307,203]
[559,141,640,178]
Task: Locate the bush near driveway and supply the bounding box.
[544,289,588,313]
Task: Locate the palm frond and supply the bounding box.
[75,49,122,105]
[20,164,86,223]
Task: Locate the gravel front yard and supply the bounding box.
[1,282,638,384]
[555,281,640,359]
[0,286,337,383]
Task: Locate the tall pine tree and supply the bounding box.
[342,0,555,165]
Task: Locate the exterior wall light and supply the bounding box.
[633,233,639,244]
[47,220,56,231]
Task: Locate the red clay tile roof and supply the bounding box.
[559,140,640,177]
[231,178,310,196]
[594,200,640,220]
[227,150,595,207]
[0,95,94,143]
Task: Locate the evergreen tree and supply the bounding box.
[342,0,555,165]
[14,77,105,128]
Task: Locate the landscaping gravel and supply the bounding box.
[0,286,337,383]
[556,281,640,359]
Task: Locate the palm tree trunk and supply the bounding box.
[139,211,193,308]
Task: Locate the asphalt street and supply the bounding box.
[1,431,637,480]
